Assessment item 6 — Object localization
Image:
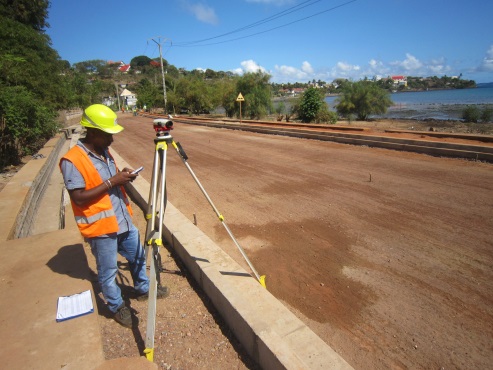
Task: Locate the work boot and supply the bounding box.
[114,303,132,328]
[136,285,170,301]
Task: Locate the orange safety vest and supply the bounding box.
[60,146,133,238]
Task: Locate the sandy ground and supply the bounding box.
[109,115,493,369]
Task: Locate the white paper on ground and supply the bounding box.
[56,290,94,322]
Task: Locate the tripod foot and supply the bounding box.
[259,275,267,288]
[144,347,154,362]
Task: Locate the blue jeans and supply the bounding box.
[88,225,149,313]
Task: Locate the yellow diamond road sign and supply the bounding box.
[236,93,245,102]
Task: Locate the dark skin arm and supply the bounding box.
[68,167,138,207]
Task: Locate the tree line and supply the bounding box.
[271,74,476,95]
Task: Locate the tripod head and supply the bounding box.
[153,118,173,136]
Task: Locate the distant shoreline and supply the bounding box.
[273,86,493,121]
[274,86,485,101]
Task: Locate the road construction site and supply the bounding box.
[1,112,492,369]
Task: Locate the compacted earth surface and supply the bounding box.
[2,116,492,369]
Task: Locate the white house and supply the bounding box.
[120,88,137,107]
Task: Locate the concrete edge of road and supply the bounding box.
[0,127,354,369]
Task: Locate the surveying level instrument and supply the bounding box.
[143,118,265,362]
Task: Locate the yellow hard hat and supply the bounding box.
[80,104,124,134]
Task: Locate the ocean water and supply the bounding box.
[325,87,493,120]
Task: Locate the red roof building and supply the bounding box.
[118,64,131,73]
[391,75,407,86]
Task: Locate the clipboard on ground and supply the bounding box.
[56,290,94,322]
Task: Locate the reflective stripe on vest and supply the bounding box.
[74,208,116,225]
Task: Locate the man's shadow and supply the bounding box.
[46,243,145,353]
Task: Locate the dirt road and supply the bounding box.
[112,114,493,369]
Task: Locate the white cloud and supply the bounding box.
[271,61,363,83]
[237,60,268,74]
[478,45,493,71]
[335,61,360,72]
[183,2,218,25]
[390,53,423,71]
[274,64,309,81]
[269,61,321,83]
[427,57,450,75]
[368,59,383,69]
[301,61,313,74]
[380,53,455,78]
[233,52,470,83]
[363,59,390,79]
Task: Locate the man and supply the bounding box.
[60,104,169,328]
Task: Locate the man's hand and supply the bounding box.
[113,170,138,186]
[69,169,138,206]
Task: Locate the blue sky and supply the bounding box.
[46,0,493,83]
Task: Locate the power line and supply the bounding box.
[173,0,357,48]
[174,0,323,46]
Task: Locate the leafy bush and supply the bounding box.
[0,86,59,169]
[462,105,481,123]
[481,106,493,123]
[315,107,338,124]
[298,87,325,123]
[336,81,393,120]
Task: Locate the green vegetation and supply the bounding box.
[272,75,477,96]
[406,75,476,91]
[236,72,272,119]
[0,1,65,169]
[296,87,336,124]
[0,86,58,165]
[296,87,324,123]
[335,81,393,121]
[462,105,493,123]
[482,107,493,123]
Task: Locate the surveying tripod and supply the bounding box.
[143,119,265,362]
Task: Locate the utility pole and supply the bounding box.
[115,82,120,111]
[149,37,171,113]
